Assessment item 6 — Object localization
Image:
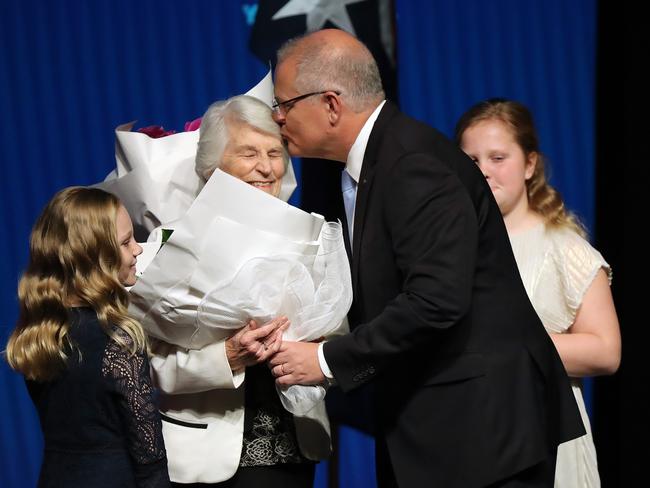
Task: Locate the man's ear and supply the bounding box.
[325,92,343,126]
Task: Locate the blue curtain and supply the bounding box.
[0,1,596,487]
[397,0,596,226]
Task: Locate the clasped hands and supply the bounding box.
[225,317,325,386]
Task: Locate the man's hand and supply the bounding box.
[269,341,324,386]
[226,317,288,371]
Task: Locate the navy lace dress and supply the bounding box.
[26,307,170,487]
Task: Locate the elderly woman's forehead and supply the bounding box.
[227,121,281,142]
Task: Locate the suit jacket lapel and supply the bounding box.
[350,102,399,292]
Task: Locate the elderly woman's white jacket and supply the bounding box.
[150,334,334,484]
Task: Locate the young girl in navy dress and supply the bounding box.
[6,186,170,487]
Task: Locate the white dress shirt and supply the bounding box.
[317,100,387,382]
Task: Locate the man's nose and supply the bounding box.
[271,110,285,125]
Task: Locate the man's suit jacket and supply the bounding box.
[324,102,584,487]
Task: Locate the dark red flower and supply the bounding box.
[137,125,177,138]
[184,117,202,132]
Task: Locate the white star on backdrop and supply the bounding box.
[272,0,367,35]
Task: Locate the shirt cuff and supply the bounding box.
[317,342,336,385]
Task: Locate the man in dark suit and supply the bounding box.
[268,29,584,487]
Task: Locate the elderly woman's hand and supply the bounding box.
[225,317,289,371]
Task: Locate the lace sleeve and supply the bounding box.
[102,330,170,488]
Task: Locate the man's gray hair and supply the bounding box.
[277,35,385,112]
[195,95,289,181]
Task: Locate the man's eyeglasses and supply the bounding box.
[271,90,341,117]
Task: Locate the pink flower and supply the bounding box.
[184,117,202,132]
[137,125,177,138]
[135,117,200,138]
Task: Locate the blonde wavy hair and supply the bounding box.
[454,98,585,237]
[5,187,147,381]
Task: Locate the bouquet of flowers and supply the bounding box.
[129,169,352,415]
[101,69,350,415]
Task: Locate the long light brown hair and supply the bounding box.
[5,187,147,381]
[454,98,585,237]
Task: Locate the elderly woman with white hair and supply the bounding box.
[194,95,296,199]
[149,95,332,488]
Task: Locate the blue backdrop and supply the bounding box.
[0,1,596,486]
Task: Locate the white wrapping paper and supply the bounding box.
[128,170,352,414]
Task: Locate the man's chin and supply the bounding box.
[286,142,326,160]
[284,139,304,158]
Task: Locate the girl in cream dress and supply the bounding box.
[456,99,621,488]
